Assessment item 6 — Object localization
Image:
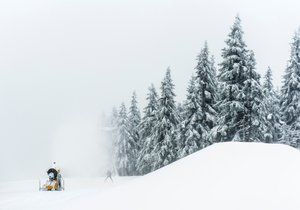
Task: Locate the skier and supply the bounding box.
[105,170,113,182]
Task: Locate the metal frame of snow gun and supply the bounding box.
[39,177,65,191]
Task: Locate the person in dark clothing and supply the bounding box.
[105,170,113,182]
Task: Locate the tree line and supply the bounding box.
[103,15,300,176]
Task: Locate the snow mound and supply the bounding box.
[67,142,300,210]
[2,142,300,210]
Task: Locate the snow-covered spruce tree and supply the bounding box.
[263,67,274,93]
[136,84,158,175]
[178,43,218,158]
[127,92,141,175]
[241,51,266,142]
[115,103,134,176]
[177,76,203,158]
[210,55,217,81]
[195,43,218,137]
[138,85,158,142]
[210,55,221,113]
[212,15,250,142]
[150,68,179,171]
[279,122,297,146]
[280,31,300,148]
[262,67,281,143]
[176,102,185,123]
[136,85,158,174]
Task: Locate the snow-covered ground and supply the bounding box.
[0,177,134,210]
[2,142,300,210]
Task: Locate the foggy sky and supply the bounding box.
[1,0,299,181]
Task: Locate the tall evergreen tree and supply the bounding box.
[139,85,158,141]
[210,55,217,82]
[262,67,281,143]
[280,31,300,147]
[150,68,179,170]
[176,102,185,123]
[115,103,133,176]
[212,15,250,142]
[263,67,274,93]
[127,92,141,174]
[177,76,203,158]
[242,51,266,142]
[136,84,158,174]
[210,55,221,110]
[179,43,218,158]
[195,42,218,135]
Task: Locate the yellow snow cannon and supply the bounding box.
[39,168,65,191]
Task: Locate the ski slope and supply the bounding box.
[2,142,300,210]
[0,177,135,210]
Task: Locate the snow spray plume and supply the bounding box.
[51,116,112,178]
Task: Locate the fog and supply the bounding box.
[0,0,299,181]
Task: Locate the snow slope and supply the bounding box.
[2,142,300,210]
[0,177,134,210]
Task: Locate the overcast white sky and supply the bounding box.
[0,0,299,181]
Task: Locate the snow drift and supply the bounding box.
[65,142,300,210]
[2,142,300,210]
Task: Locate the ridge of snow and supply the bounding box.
[2,142,300,210]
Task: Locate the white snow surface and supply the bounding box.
[2,142,300,210]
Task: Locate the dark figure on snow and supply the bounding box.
[105,170,113,182]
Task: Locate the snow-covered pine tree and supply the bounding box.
[242,50,266,142]
[127,92,141,175]
[136,84,158,175]
[210,55,217,80]
[195,42,218,141]
[150,68,179,170]
[138,85,158,142]
[279,122,297,147]
[176,102,185,123]
[177,76,203,158]
[212,15,250,142]
[178,43,218,158]
[262,67,281,143]
[210,55,220,103]
[280,31,300,148]
[263,67,274,93]
[115,103,133,176]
